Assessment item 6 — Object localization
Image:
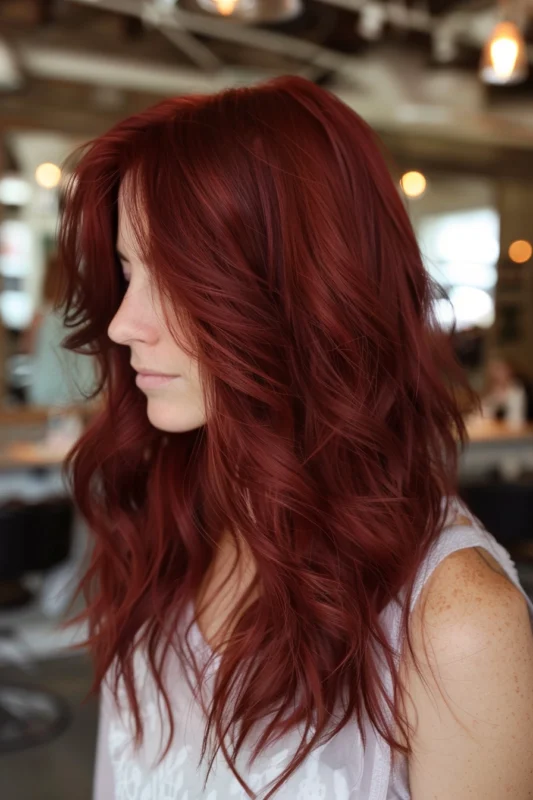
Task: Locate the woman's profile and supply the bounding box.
[59,76,533,800]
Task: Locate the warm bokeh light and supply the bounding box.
[35,162,62,189]
[400,171,427,198]
[214,0,239,13]
[480,21,528,85]
[197,0,302,20]
[508,239,532,264]
[491,36,518,79]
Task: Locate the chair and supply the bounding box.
[460,480,533,547]
[0,499,74,753]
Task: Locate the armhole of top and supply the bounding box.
[408,507,531,615]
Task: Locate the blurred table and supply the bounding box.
[0,441,71,470]
[461,418,533,480]
[0,440,71,471]
[466,418,533,442]
[0,401,100,471]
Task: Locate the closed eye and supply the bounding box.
[116,249,129,265]
[116,249,131,284]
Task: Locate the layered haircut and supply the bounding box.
[60,76,470,798]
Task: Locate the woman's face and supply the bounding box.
[108,191,206,433]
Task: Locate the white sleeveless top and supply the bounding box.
[92,500,533,800]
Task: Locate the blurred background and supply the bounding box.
[0,1,532,797]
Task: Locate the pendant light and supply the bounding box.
[181,0,303,23]
[479,5,529,85]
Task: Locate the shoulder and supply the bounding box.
[415,544,529,643]
[407,544,533,688]
[400,546,533,799]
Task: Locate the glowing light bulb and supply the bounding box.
[197,0,244,15]
[35,162,61,189]
[480,21,528,85]
[508,239,532,264]
[400,171,427,199]
[215,0,238,13]
[491,36,519,78]
[194,0,301,22]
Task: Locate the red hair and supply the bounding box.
[60,76,469,798]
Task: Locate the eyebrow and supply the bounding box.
[116,249,130,264]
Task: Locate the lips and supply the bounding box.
[133,368,181,390]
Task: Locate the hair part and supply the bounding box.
[59,75,472,798]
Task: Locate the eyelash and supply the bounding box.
[117,271,130,296]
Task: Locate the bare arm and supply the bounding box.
[402,547,533,799]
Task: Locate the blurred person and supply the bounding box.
[21,251,96,407]
[481,356,529,426]
[58,77,533,800]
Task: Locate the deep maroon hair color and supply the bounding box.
[60,76,469,799]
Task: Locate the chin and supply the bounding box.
[146,398,206,433]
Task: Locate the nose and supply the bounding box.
[107,289,159,347]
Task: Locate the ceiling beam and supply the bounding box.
[68,0,348,72]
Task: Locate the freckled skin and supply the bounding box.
[397,540,533,799]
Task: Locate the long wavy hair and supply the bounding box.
[60,75,470,798]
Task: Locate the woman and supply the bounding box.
[59,77,533,800]
[22,251,96,407]
[481,356,529,426]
